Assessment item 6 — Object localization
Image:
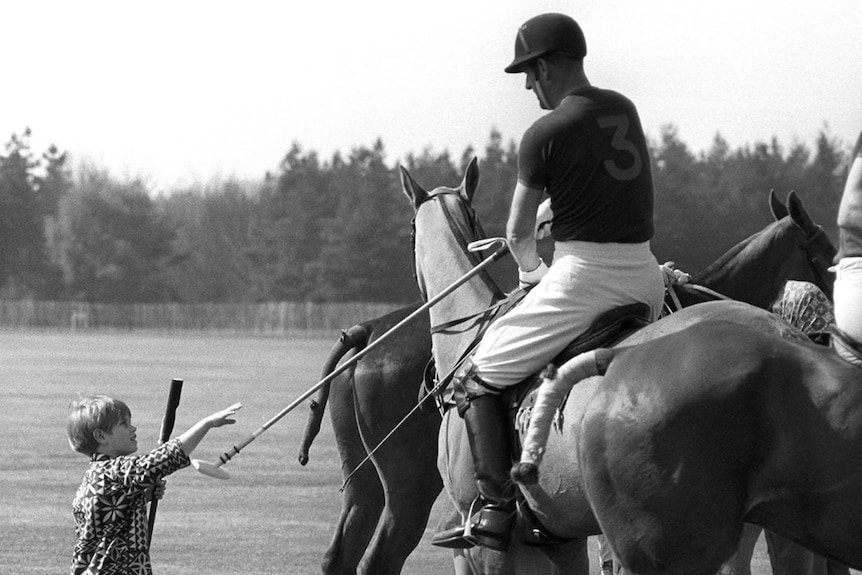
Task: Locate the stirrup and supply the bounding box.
[463,496,515,552]
[430,525,475,549]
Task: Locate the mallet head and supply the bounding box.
[191,459,231,480]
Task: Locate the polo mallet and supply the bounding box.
[147,378,183,547]
[191,238,509,480]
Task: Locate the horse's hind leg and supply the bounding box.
[321,469,383,575]
[321,375,385,575]
[355,418,443,575]
[358,492,440,574]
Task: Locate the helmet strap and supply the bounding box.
[534,81,551,110]
[531,60,553,110]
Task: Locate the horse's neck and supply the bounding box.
[429,280,497,376]
[696,258,777,308]
[695,227,789,308]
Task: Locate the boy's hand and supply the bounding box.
[146,480,167,502]
[209,403,242,428]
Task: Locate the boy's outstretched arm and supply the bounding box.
[177,403,242,456]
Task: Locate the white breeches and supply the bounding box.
[469,240,665,390]
[834,256,862,342]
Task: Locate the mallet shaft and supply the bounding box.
[204,241,510,475]
[147,378,183,547]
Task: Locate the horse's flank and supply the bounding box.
[579,320,862,573]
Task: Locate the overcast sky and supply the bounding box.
[4,0,861,190]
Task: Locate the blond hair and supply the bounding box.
[66,395,131,456]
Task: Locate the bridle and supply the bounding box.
[795,221,835,295]
[410,188,506,304]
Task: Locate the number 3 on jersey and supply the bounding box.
[598,114,643,181]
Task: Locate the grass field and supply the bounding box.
[0,329,831,574]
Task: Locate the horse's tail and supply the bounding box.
[511,347,615,484]
[297,323,370,466]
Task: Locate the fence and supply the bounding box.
[0,300,404,335]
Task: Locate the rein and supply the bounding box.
[410,189,506,302]
[684,284,731,301]
[799,223,833,291]
[339,239,513,491]
[430,293,521,335]
[338,344,475,491]
[341,192,512,490]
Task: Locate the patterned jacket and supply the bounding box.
[71,438,190,574]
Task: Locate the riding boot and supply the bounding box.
[432,390,515,551]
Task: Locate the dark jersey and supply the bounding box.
[518,86,654,243]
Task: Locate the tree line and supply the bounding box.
[0,125,850,304]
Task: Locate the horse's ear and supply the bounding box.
[400,166,428,210]
[769,189,788,221]
[460,157,480,204]
[787,190,815,231]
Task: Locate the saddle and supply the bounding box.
[504,302,651,546]
[419,301,651,414]
[425,302,652,548]
[503,302,651,452]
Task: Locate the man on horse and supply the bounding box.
[432,12,665,551]
[832,129,862,366]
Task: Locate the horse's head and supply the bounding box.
[400,157,502,303]
[768,189,836,296]
[695,190,835,308]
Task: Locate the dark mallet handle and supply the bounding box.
[160,379,184,442]
[147,378,184,548]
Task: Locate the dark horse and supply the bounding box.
[574,313,862,575]
[297,158,834,574]
[298,303,439,575]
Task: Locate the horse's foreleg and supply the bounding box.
[535,538,590,575]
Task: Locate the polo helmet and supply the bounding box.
[504,13,587,74]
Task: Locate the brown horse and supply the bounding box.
[575,314,862,575]
[297,303,440,575]
[298,159,834,574]
[401,158,836,574]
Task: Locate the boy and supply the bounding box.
[66,395,241,575]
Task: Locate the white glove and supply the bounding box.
[519,260,549,288]
[659,261,691,287]
[535,198,553,240]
